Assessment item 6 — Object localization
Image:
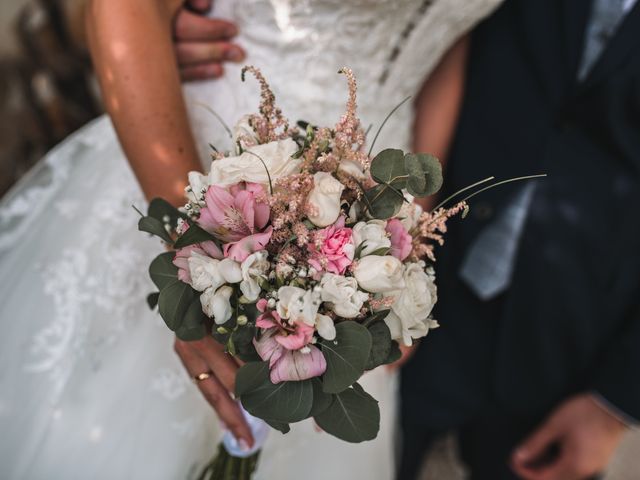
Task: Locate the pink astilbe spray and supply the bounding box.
[241,65,291,143]
[410,201,467,262]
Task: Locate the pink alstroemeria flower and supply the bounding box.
[386,218,412,261]
[307,217,354,275]
[173,241,223,284]
[198,182,272,263]
[198,182,270,242]
[254,310,327,384]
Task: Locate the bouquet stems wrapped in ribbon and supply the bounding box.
[137,66,544,479]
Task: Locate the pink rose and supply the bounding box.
[254,310,326,383]
[386,218,412,261]
[307,217,354,275]
[172,240,223,284]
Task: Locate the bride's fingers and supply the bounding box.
[196,336,241,393]
[174,339,254,446]
[180,62,224,81]
[174,10,237,42]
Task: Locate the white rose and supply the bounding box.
[276,286,320,326]
[353,255,405,293]
[338,159,366,181]
[208,138,301,186]
[186,171,209,203]
[384,263,438,346]
[188,254,241,292]
[200,285,234,324]
[320,273,369,318]
[232,115,259,149]
[352,220,391,257]
[307,172,345,227]
[240,250,270,302]
[398,193,423,231]
[315,313,336,341]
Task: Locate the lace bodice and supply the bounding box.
[185,0,503,162]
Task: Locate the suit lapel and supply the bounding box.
[579,2,640,90]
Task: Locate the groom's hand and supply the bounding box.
[510,394,626,480]
[173,0,245,81]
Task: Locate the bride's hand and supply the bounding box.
[174,0,245,81]
[174,336,255,448]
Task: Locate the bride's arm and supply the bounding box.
[412,35,469,211]
[86,0,254,447]
[391,36,470,369]
[86,0,201,207]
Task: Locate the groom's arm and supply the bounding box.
[174,0,245,81]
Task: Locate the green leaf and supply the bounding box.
[147,197,187,225]
[173,222,217,249]
[362,310,390,328]
[364,184,403,220]
[149,252,178,290]
[404,153,443,197]
[364,320,393,371]
[231,325,261,363]
[370,149,407,189]
[138,216,173,244]
[175,298,207,341]
[264,419,291,434]
[309,378,333,417]
[157,280,195,331]
[368,247,391,256]
[314,385,380,443]
[236,362,314,423]
[385,340,402,365]
[146,292,160,310]
[320,322,372,394]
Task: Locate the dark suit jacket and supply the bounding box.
[402,0,640,425]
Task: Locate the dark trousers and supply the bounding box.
[396,408,602,480]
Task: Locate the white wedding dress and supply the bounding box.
[0,1,502,478]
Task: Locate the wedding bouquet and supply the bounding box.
[138,66,470,477]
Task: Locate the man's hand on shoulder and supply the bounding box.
[510,393,627,480]
[174,0,245,81]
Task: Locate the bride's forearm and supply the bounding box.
[412,35,469,210]
[86,0,202,206]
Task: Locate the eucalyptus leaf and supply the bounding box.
[404,153,443,197]
[149,252,178,290]
[385,340,402,365]
[173,223,217,249]
[264,419,291,434]
[368,247,391,256]
[175,298,207,341]
[364,184,403,220]
[364,320,393,371]
[370,149,407,188]
[236,362,314,423]
[309,378,333,417]
[158,280,195,331]
[320,322,372,394]
[231,325,261,363]
[138,216,173,244]
[148,197,187,225]
[314,385,380,443]
[147,292,160,310]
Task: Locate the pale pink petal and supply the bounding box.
[200,240,224,259]
[254,331,284,368]
[223,227,273,262]
[274,321,315,350]
[386,218,412,261]
[270,346,327,383]
[256,313,277,329]
[235,190,256,232]
[256,298,269,312]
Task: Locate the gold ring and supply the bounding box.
[193,371,213,383]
